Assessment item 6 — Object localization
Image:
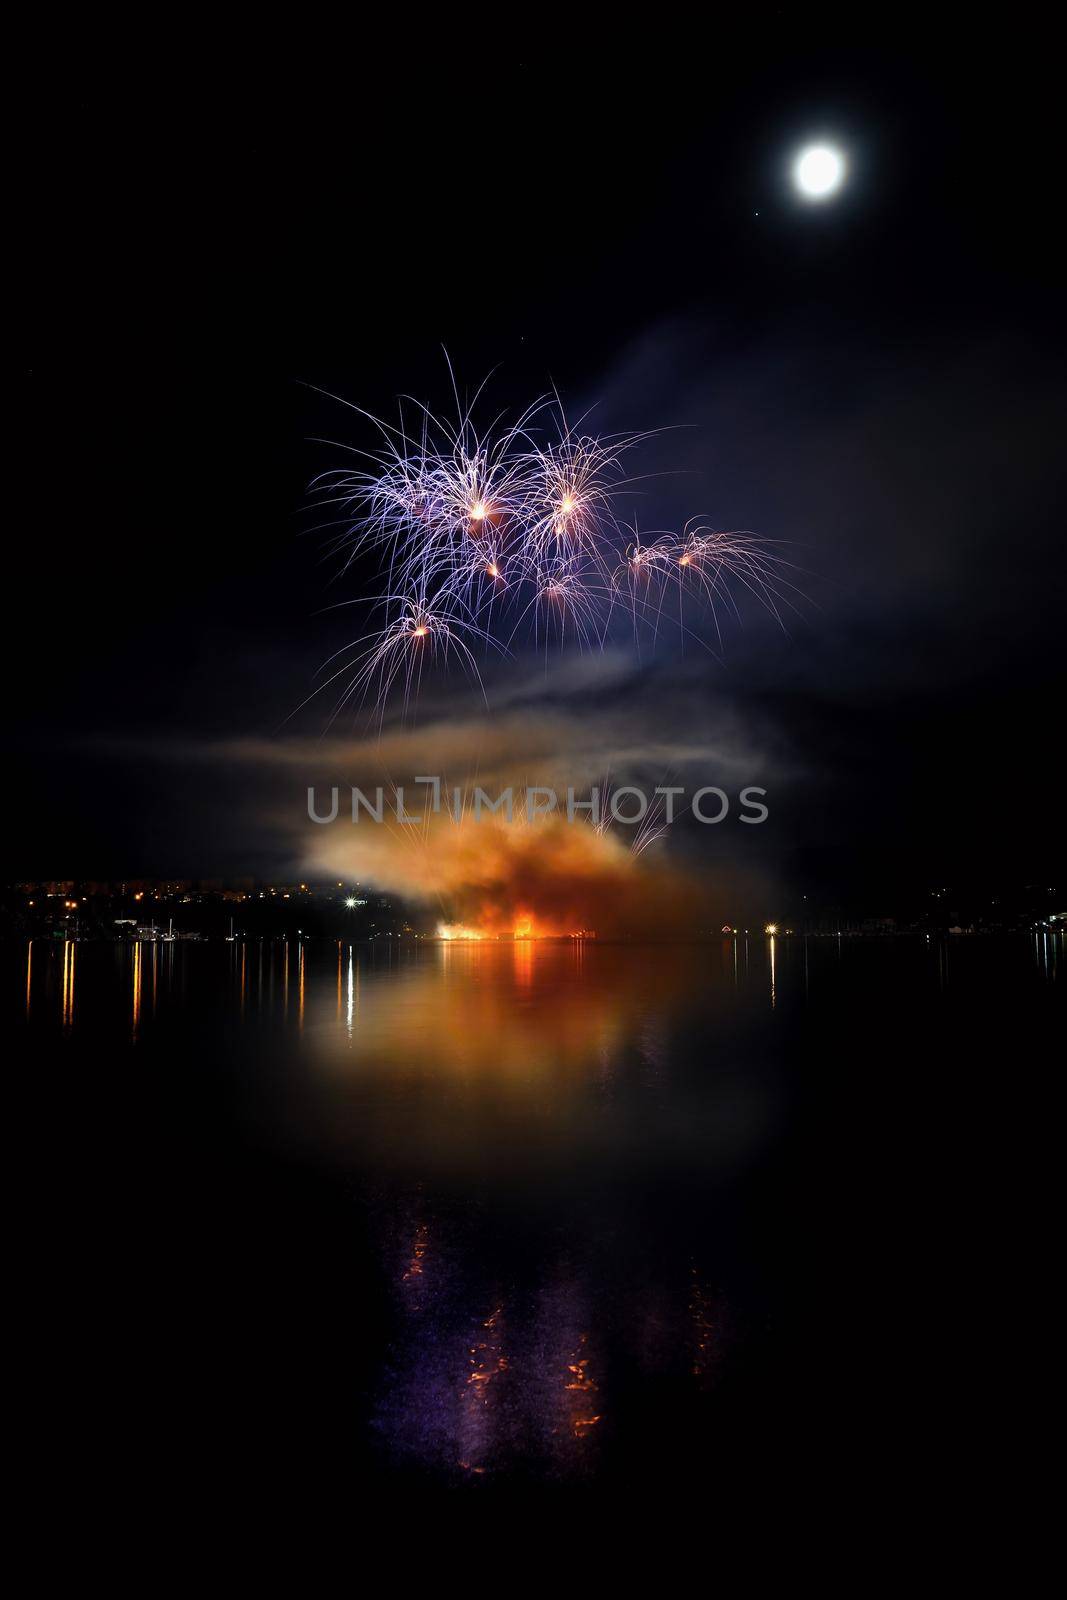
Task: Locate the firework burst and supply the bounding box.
[303,366,803,725]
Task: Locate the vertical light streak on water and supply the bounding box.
[61,939,76,1028]
[131,941,142,1039]
[514,938,534,987]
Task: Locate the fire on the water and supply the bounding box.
[436,917,597,942]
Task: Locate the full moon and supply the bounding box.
[793,144,846,199]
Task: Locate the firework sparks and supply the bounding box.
[304,366,802,724]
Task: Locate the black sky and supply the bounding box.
[11,25,1065,898]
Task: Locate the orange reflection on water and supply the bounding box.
[563,1331,601,1438]
[316,942,701,1089]
[61,940,76,1028]
[513,935,534,987]
[401,1222,429,1288]
[458,1303,508,1476]
[296,943,716,1180]
[131,942,142,1038]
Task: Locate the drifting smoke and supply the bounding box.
[290,698,769,937]
[304,801,706,938]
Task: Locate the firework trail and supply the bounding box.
[302,364,804,726]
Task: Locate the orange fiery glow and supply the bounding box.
[302,733,707,943]
[436,912,567,941]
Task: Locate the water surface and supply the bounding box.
[15,931,1062,1501]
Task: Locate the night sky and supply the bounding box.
[13,29,1065,902]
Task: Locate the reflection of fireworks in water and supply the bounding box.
[689,1264,719,1386]
[303,364,804,725]
[373,1197,725,1482]
[458,1304,509,1476]
[562,1331,602,1439]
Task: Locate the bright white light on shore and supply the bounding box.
[345,897,358,908]
[794,144,845,199]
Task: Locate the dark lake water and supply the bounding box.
[12,931,1062,1508]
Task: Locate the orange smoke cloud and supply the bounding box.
[231,699,756,936]
[303,805,704,938]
